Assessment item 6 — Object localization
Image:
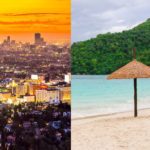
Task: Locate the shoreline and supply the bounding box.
[72,108,150,150]
[72,107,150,121]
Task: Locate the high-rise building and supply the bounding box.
[35,89,59,102]
[36,90,49,102]
[35,33,41,45]
[16,83,28,97]
[34,33,45,45]
[7,36,10,44]
[64,73,71,83]
[59,87,71,103]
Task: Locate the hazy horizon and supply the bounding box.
[0,33,70,44]
[0,0,70,44]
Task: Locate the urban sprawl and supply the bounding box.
[0,33,71,150]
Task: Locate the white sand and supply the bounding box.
[72,109,150,150]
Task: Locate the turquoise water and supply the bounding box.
[72,75,150,118]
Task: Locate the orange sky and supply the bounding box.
[0,0,70,43]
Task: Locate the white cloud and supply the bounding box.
[72,0,150,42]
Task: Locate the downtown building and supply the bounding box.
[35,89,59,102]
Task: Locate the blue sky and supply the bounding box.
[72,0,150,42]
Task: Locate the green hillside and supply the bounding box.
[72,19,150,74]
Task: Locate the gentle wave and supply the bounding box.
[72,75,150,118]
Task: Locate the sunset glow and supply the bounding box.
[0,0,70,43]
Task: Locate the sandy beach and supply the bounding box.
[72,109,150,150]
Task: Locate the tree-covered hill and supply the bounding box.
[72,19,150,74]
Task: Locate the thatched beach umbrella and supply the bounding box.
[107,50,150,117]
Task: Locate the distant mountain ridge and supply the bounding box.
[72,19,150,74]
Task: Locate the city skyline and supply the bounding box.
[0,0,70,43]
[0,33,70,44]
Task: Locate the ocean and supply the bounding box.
[72,75,150,118]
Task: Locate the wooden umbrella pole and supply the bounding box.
[134,78,137,117]
[133,48,136,59]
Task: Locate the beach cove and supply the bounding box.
[72,75,150,149]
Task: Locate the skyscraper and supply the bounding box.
[34,33,46,45]
[35,33,41,45]
[7,36,10,43]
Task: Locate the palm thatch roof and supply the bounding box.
[107,59,150,79]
